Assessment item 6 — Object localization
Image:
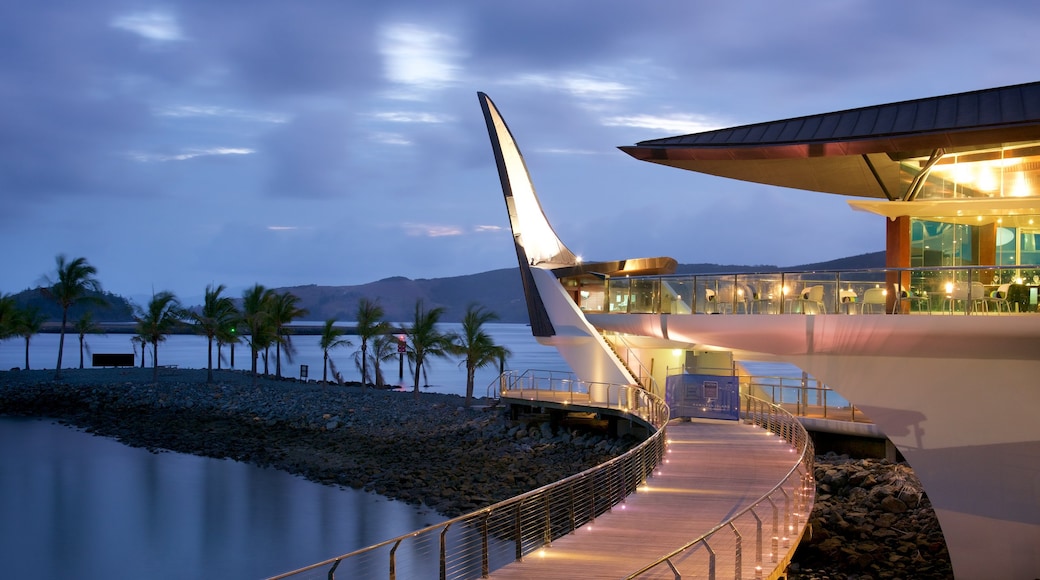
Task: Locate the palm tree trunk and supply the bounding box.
[251,349,259,387]
[361,341,368,385]
[152,342,159,384]
[79,335,85,369]
[24,337,30,370]
[413,362,422,400]
[323,351,329,384]
[207,336,214,384]
[276,341,282,378]
[55,308,68,379]
[466,365,476,407]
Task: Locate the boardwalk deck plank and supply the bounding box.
[487,419,799,579]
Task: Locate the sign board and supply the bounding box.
[665,374,740,420]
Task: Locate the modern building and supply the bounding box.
[479,83,1040,579]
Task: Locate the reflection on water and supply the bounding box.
[0,417,445,580]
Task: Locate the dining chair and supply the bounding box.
[985,283,1012,313]
[861,287,887,314]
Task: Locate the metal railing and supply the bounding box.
[268,373,670,580]
[605,332,661,394]
[743,374,866,423]
[625,395,816,580]
[585,264,1040,316]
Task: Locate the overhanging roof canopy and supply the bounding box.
[619,82,1040,200]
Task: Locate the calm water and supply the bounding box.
[0,324,571,580]
[0,417,445,580]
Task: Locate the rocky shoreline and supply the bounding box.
[2,368,953,578]
[0,368,634,518]
[789,453,953,579]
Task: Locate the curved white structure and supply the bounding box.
[479,88,1040,579]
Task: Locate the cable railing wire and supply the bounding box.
[270,375,812,580]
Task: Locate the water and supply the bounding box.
[0,323,571,580]
[0,323,572,399]
[0,417,444,580]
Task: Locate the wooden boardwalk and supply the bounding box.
[487,419,802,579]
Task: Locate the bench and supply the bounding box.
[92,353,136,367]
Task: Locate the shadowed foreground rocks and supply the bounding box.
[789,453,953,580]
[0,368,634,518]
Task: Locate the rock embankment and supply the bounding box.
[0,368,635,518]
[789,453,953,579]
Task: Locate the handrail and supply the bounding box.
[586,264,1040,316]
[268,373,671,580]
[607,332,661,394]
[625,394,816,579]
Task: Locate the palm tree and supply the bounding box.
[270,291,308,379]
[43,255,101,379]
[368,334,400,389]
[353,297,389,386]
[318,319,352,384]
[135,290,184,384]
[451,304,511,407]
[404,300,453,400]
[11,305,47,370]
[241,284,276,385]
[0,293,15,341]
[131,334,148,368]
[73,311,104,369]
[191,284,239,384]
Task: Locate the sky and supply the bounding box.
[4,0,1040,305]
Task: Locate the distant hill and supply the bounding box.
[6,252,886,325]
[7,288,136,324]
[275,251,886,324]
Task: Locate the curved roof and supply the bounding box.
[619,81,1040,199]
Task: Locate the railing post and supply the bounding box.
[730,522,743,580]
[568,482,576,532]
[440,523,451,580]
[481,512,490,578]
[702,539,717,580]
[750,507,763,577]
[767,496,778,563]
[544,493,552,546]
[389,539,402,580]
[514,502,523,561]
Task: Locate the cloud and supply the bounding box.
[403,223,464,237]
[503,73,632,101]
[128,147,256,162]
[110,10,186,42]
[370,111,454,124]
[601,113,725,135]
[379,22,464,94]
[155,105,290,124]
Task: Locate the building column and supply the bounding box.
[886,216,911,313]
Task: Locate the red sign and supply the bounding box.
[397,340,406,354]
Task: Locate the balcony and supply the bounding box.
[575,265,1040,317]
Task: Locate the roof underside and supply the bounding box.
[619,82,1040,199]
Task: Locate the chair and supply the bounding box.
[893,284,930,314]
[790,285,825,314]
[861,287,887,314]
[985,283,1012,313]
[942,281,987,313]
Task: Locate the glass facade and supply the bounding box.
[903,144,1040,200]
